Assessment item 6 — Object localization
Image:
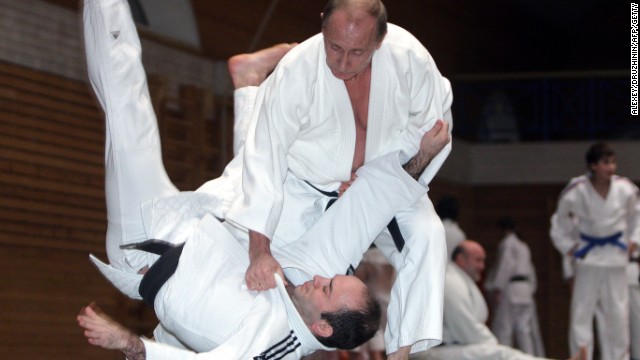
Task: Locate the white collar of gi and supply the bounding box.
[275,274,334,352]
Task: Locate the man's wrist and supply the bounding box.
[402,152,431,180]
[122,335,146,360]
[249,231,272,260]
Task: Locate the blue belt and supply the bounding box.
[573,231,626,259]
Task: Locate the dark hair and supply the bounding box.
[451,244,464,262]
[585,142,615,166]
[321,0,388,41]
[497,216,516,231]
[317,287,381,349]
[436,195,459,221]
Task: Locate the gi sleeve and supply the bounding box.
[226,66,309,240]
[626,180,640,246]
[550,183,580,256]
[142,307,297,360]
[488,241,513,291]
[383,44,453,188]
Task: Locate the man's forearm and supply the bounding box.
[249,230,272,260]
[402,151,433,180]
[122,336,146,360]
[402,119,450,180]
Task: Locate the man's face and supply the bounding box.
[291,275,365,324]
[590,155,617,183]
[322,10,381,81]
[459,247,486,282]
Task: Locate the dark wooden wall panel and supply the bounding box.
[430,180,571,358]
[0,60,232,359]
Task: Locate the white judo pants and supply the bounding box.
[570,263,629,360]
[84,0,178,274]
[630,280,640,360]
[491,300,535,354]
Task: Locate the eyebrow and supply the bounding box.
[329,278,334,296]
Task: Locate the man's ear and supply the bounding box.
[310,319,333,338]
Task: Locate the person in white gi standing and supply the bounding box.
[436,195,467,261]
[550,142,640,360]
[224,1,454,358]
[411,241,586,360]
[485,216,545,356]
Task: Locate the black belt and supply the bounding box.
[121,240,185,308]
[305,181,406,252]
[509,275,529,282]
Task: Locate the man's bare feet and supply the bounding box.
[568,347,587,360]
[228,43,297,88]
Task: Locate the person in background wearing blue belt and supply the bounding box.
[550,142,640,360]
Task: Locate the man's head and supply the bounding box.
[290,274,381,349]
[320,0,387,81]
[451,240,486,282]
[585,142,617,183]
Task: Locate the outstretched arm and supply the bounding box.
[77,302,146,360]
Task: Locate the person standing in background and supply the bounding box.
[485,216,545,356]
[550,142,639,360]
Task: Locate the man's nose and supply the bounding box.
[313,275,328,288]
[337,54,349,70]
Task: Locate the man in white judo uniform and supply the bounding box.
[222,1,454,358]
[411,241,586,360]
[550,142,639,360]
[485,216,545,356]
[77,0,451,358]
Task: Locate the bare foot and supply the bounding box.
[568,347,587,360]
[228,43,297,88]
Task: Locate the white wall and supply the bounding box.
[0,0,228,99]
[439,140,640,185]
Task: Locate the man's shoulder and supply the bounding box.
[559,175,589,198]
[612,175,639,193]
[382,23,429,56]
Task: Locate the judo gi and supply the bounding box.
[83,0,429,357]
[550,174,640,360]
[224,19,454,355]
[629,252,640,360]
[410,263,556,360]
[485,232,545,356]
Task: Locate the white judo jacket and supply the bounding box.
[551,174,640,267]
[94,215,330,360]
[442,263,497,345]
